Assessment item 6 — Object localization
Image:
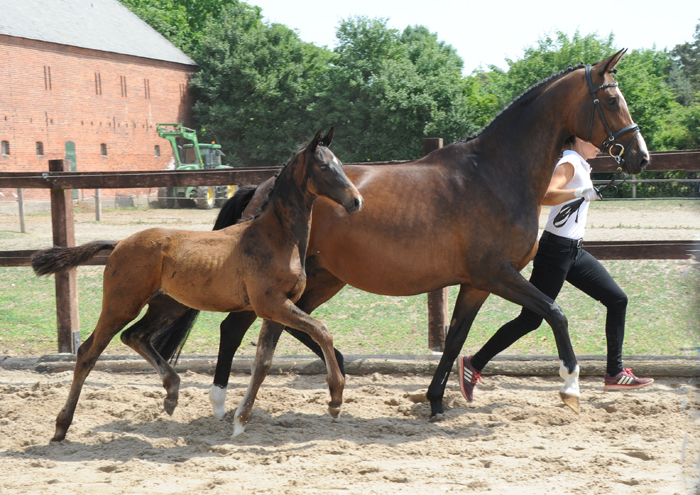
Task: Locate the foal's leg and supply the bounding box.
[120,295,190,415]
[426,285,489,417]
[233,299,344,437]
[483,265,580,412]
[53,313,136,442]
[210,268,345,420]
[232,319,284,436]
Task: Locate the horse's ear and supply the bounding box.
[320,127,335,147]
[307,129,324,153]
[599,48,627,74]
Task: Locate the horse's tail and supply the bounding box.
[213,185,258,229]
[31,240,118,276]
[152,185,259,363]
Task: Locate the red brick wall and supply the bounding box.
[0,35,197,203]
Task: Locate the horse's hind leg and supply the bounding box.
[427,285,489,417]
[210,311,257,419]
[232,319,284,436]
[53,316,133,442]
[120,295,190,415]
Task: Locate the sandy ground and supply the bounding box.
[0,369,698,495]
[1,201,699,493]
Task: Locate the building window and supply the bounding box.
[100,143,107,156]
[94,72,102,95]
[120,75,128,97]
[144,78,151,99]
[36,142,44,155]
[43,66,52,90]
[179,83,186,102]
[1,141,9,155]
[154,145,160,157]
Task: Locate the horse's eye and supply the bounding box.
[606,97,618,106]
[320,165,328,171]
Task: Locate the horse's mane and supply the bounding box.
[459,62,587,143]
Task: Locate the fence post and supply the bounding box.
[95,188,102,221]
[422,138,449,352]
[17,188,26,233]
[49,159,80,353]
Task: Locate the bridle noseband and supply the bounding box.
[585,64,640,168]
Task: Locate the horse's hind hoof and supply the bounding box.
[559,391,580,414]
[164,398,177,416]
[328,405,341,419]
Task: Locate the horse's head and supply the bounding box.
[572,49,649,175]
[303,128,363,213]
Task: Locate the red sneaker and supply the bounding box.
[604,368,654,391]
[458,355,482,402]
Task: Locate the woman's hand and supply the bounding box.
[574,187,599,201]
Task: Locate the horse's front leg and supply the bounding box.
[427,285,489,417]
[210,311,258,419]
[232,319,284,436]
[485,265,580,413]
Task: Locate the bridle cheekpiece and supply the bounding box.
[585,64,640,168]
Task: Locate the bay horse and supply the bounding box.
[31,129,363,442]
[156,49,649,435]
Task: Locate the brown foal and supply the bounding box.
[32,129,363,441]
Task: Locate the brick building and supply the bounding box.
[0,0,198,205]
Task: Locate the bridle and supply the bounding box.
[585,64,640,168]
[551,65,640,228]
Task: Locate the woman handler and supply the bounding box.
[458,136,653,402]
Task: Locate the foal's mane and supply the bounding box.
[460,62,587,143]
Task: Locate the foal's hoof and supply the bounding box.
[328,405,341,419]
[559,391,580,414]
[163,398,178,416]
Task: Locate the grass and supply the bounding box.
[0,259,698,358]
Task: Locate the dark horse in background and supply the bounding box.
[154,49,649,436]
[32,129,363,441]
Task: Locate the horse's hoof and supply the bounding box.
[328,405,341,419]
[232,417,246,438]
[164,398,177,416]
[559,391,580,414]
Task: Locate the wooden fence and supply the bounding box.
[0,144,699,353]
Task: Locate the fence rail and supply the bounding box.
[1,147,698,354]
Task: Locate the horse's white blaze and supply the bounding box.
[209,385,227,420]
[559,360,580,398]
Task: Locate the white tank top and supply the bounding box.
[543,150,594,240]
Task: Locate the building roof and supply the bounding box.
[0,0,197,66]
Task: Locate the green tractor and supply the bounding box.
[156,123,235,209]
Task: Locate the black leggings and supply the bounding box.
[471,232,628,376]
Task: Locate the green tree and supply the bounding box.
[189,3,331,167]
[316,17,475,162]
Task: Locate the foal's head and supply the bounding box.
[298,128,364,213]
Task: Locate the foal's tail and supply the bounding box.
[31,240,119,276]
[152,185,259,362]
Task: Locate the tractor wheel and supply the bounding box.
[215,185,236,207]
[157,187,175,209]
[196,186,215,210]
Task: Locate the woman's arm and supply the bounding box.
[541,162,598,206]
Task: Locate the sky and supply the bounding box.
[248,0,699,74]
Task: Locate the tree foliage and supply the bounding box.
[122,1,700,170]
